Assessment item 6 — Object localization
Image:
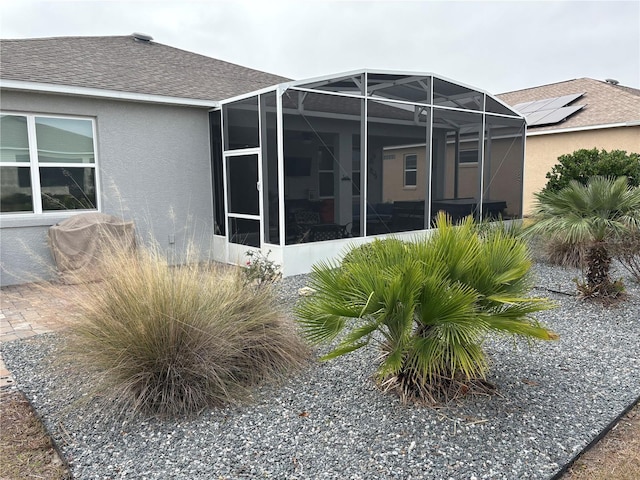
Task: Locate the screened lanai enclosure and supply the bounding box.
[210,71,526,276]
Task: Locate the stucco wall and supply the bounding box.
[381,139,523,218]
[523,126,640,215]
[381,148,428,203]
[0,90,214,286]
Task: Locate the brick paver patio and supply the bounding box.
[1,282,84,387]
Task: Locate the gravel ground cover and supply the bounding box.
[1,262,639,480]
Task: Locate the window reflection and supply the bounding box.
[36,117,95,164]
[1,114,98,214]
[40,167,96,211]
[0,166,32,212]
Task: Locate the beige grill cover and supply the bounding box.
[48,213,135,284]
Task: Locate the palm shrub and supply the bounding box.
[473,215,525,240]
[296,212,557,404]
[540,150,640,266]
[66,243,309,417]
[527,176,640,298]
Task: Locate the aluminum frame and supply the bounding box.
[214,69,527,272]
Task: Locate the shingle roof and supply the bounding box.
[0,35,289,102]
[497,78,640,132]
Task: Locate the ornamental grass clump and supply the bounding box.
[66,243,308,417]
[611,229,640,284]
[296,212,557,404]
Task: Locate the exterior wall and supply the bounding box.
[381,146,478,202]
[381,148,428,203]
[280,228,434,277]
[483,138,524,218]
[382,139,523,217]
[443,148,478,200]
[1,90,214,286]
[523,126,640,215]
[385,126,640,217]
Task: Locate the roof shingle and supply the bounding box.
[497,78,640,131]
[0,35,289,101]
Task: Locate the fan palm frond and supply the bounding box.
[527,176,640,296]
[295,212,557,403]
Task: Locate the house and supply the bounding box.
[497,78,640,214]
[1,34,525,285]
[0,34,286,285]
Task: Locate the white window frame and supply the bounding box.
[318,146,335,199]
[460,149,479,165]
[352,149,361,198]
[403,153,417,188]
[1,112,100,217]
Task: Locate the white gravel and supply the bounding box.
[2,261,639,479]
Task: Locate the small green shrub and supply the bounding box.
[67,243,308,417]
[340,238,408,268]
[543,148,640,194]
[297,212,557,404]
[243,250,281,287]
[473,216,524,240]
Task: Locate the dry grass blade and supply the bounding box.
[0,391,69,480]
[63,242,309,417]
[378,370,496,406]
[563,402,640,480]
[541,237,587,268]
[611,231,640,284]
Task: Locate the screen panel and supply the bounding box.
[224,96,260,150]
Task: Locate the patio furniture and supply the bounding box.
[431,198,507,222]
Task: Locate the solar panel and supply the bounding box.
[513,100,535,112]
[527,105,584,126]
[514,92,585,114]
[514,91,586,127]
[516,98,556,114]
[524,110,555,125]
[539,93,585,111]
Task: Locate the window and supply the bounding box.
[1,114,98,214]
[352,142,361,196]
[318,146,334,198]
[460,149,479,164]
[404,154,417,187]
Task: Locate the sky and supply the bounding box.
[1,0,638,94]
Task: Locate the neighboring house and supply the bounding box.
[497,78,640,214]
[1,34,525,285]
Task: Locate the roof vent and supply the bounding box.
[132,32,153,42]
[605,78,620,85]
